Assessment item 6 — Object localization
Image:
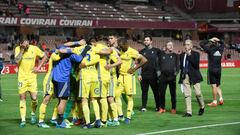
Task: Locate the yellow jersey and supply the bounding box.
[15,45,45,80]
[80,46,100,82]
[109,49,119,78]
[94,42,112,81]
[43,53,61,83]
[71,45,85,55]
[119,47,141,75]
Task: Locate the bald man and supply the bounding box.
[158,41,179,114]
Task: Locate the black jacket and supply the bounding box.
[158,51,179,80]
[200,40,224,72]
[139,46,161,79]
[178,50,203,84]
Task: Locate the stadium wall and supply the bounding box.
[2,60,240,74]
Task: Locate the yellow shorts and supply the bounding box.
[117,74,136,95]
[43,80,54,96]
[18,79,38,94]
[79,80,100,98]
[42,72,54,96]
[99,80,109,98]
[108,77,117,97]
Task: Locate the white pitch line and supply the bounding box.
[136,121,240,135]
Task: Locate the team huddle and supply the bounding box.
[14,33,225,129]
[14,34,147,129]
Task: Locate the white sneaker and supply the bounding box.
[141,108,147,112]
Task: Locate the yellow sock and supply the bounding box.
[51,104,58,120]
[126,95,133,119]
[108,104,113,120]
[91,99,100,120]
[39,103,47,122]
[31,100,38,114]
[115,97,123,116]
[19,100,26,122]
[82,102,90,124]
[100,98,108,122]
[110,102,118,121]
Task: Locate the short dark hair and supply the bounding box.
[109,32,119,38]
[117,37,127,46]
[144,34,152,41]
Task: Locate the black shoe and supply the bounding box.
[182,113,192,117]
[198,108,204,116]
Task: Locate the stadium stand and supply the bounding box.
[0,0,186,21]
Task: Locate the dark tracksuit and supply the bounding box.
[139,46,161,110]
[200,40,224,86]
[158,51,179,110]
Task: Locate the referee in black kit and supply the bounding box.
[200,37,224,107]
[158,41,179,114]
[138,34,161,112]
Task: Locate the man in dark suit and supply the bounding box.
[179,40,205,117]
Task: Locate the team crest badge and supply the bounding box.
[94,88,100,95]
[184,0,195,10]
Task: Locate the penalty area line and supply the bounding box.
[136,121,240,135]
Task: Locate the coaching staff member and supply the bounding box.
[158,41,179,114]
[138,34,161,112]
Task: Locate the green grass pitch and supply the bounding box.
[0,68,240,135]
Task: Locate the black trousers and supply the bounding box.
[140,78,160,109]
[159,75,176,109]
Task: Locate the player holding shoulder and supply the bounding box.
[51,44,90,128]
[38,51,61,128]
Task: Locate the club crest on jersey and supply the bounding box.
[94,88,100,95]
[213,51,221,56]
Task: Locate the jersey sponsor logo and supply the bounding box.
[213,51,221,56]
[184,0,195,10]
[22,57,34,60]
